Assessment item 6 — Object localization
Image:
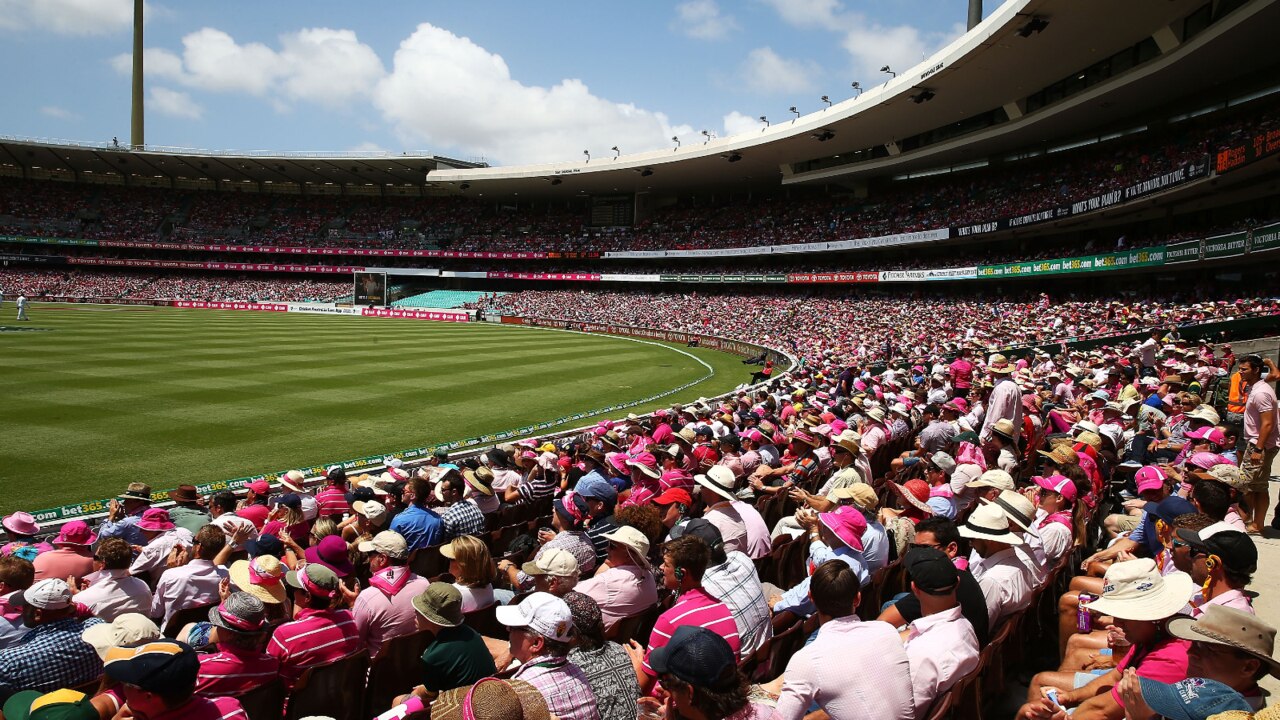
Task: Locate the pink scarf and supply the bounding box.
[956,442,987,471]
[368,566,412,598]
[1037,511,1073,531]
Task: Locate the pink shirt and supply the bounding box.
[351,570,432,659]
[196,644,280,697]
[734,501,771,560]
[1110,638,1191,706]
[577,564,658,631]
[860,425,887,455]
[314,486,350,517]
[981,379,1023,442]
[903,606,980,719]
[1192,588,1255,617]
[704,503,748,557]
[32,547,94,583]
[1244,380,1279,448]
[644,588,740,675]
[773,616,914,720]
[151,695,245,720]
[267,607,361,689]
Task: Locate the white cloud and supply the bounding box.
[39,106,76,120]
[149,86,202,120]
[0,0,142,36]
[673,0,738,40]
[373,23,687,165]
[722,110,760,137]
[348,141,386,153]
[739,47,818,95]
[756,0,844,30]
[112,27,385,108]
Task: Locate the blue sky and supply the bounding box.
[0,0,975,165]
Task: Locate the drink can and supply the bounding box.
[1077,592,1095,633]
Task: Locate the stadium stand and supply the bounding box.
[392,290,503,309]
[2,1,1280,718]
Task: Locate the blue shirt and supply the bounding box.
[97,510,147,547]
[390,504,443,551]
[0,616,105,702]
[774,540,870,616]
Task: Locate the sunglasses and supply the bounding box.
[908,541,942,550]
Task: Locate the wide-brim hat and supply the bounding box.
[116,485,153,503]
[790,430,820,447]
[1083,558,1193,621]
[1167,605,1280,677]
[890,480,934,515]
[1037,444,1079,466]
[167,485,201,504]
[693,466,737,503]
[207,594,268,634]
[958,503,1023,546]
[430,679,550,720]
[462,469,495,496]
[818,506,867,552]
[52,520,97,547]
[1,512,40,537]
[980,491,1039,537]
[228,558,287,604]
[278,471,306,493]
[625,456,662,479]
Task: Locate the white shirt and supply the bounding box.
[968,546,1033,626]
[904,605,981,719]
[151,559,227,626]
[295,491,319,521]
[129,528,195,583]
[1031,509,1073,574]
[76,569,154,621]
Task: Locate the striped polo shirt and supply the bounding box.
[267,607,362,689]
[642,587,740,675]
[150,696,246,720]
[314,486,351,517]
[196,644,281,697]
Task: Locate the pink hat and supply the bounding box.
[1185,427,1227,446]
[1032,475,1078,502]
[1188,452,1235,470]
[626,452,661,479]
[2,512,40,537]
[137,507,176,532]
[246,480,270,495]
[818,506,867,552]
[1135,466,1168,494]
[739,428,764,443]
[53,520,97,547]
[606,452,629,474]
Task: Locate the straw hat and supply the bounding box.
[1083,558,1195,621]
[965,469,1014,492]
[986,354,1014,374]
[1037,444,1079,466]
[833,429,862,456]
[981,490,1039,537]
[693,466,737,503]
[958,504,1023,546]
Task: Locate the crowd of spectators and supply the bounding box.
[0,100,1274,256]
[0,269,349,303]
[0,317,1276,720]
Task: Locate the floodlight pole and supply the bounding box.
[968,0,982,30]
[131,0,144,150]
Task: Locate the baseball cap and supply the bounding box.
[351,499,388,526]
[495,592,575,642]
[2,691,97,720]
[1136,677,1250,720]
[574,476,618,502]
[1135,465,1168,494]
[1185,426,1227,445]
[103,641,200,693]
[905,547,959,593]
[1031,474,1078,502]
[284,563,339,599]
[648,625,737,689]
[667,518,724,554]
[246,480,270,495]
[653,487,693,507]
[21,579,72,610]
[521,549,579,578]
[1175,522,1258,575]
[357,530,409,560]
[244,534,284,559]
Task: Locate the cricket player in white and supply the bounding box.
[15,294,29,321]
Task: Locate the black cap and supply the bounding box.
[272,493,301,510]
[326,466,348,484]
[904,547,959,593]
[648,625,737,689]
[434,449,450,460]
[695,426,714,438]
[245,534,284,559]
[1175,525,1258,574]
[669,518,724,553]
[104,641,200,693]
[344,486,375,504]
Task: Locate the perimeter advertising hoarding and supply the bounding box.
[976,247,1165,278]
[1251,222,1280,253]
[1202,231,1248,260]
[1164,239,1202,264]
[354,272,387,306]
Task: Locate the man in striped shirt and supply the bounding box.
[196,593,278,697]
[629,534,739,695]
[313,467,352,520]
[266,564,361,690]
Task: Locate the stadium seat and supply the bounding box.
[365,631,434,715]
[285,650,369,720]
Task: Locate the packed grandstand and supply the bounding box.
[3,1,1280,720]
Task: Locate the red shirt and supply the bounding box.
[196,644,280,697]
[643,587,740,675]
[267,607,361,689]
[314,486,350,517]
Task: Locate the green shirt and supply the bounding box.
[169,505,211,535]
[420,624,497,692]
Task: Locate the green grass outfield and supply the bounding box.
[0,303,750,513]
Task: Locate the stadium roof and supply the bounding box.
[1,0,1276,199]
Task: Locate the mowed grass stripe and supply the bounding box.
[0,305,748,510]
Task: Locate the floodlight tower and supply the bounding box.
[131,0,144,149]
[968,0,982,30]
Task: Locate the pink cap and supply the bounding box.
[1032,475,1077,502]
[1185,426,1226,446]
[739,428,764,443]
[1188,452,1235,470]
[246,480,270,495]
[1135,466,1167,494]
[626,452,658,469]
